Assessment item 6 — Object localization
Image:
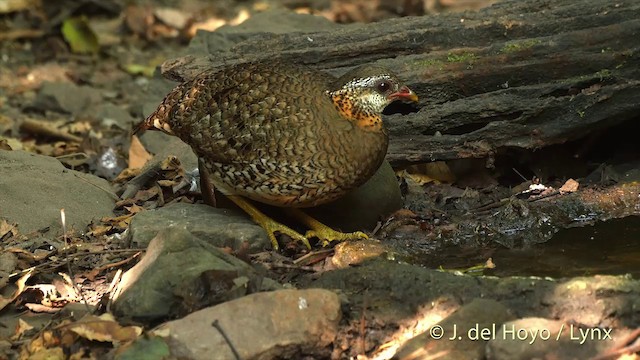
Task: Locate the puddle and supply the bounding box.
[412,216,640,278]
[487,215,640,278]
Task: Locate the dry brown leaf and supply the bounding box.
[0,219,18,239]
[0,268,33,312]
[19,329,65,360]
[0,0,40,14]
[397,161,456,185]
[128,135,152,170]
[154,7,190,29]
[20,346,64,360]
[10,318,34,341]
[87,224,113,237]
[157,179,179,187]
[124,204,144,214]
[113,167,141,183]
[64,313,142,343]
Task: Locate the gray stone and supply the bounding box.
[153,288,341,360]
[486,317,620,360]
[32,81,102,115]
[0,150,116,234]
[96,103,137,129]
[129,202,270,251]
[138,132,198,171]
[309,161,403,231]
[0,252,17,289]
[112,227,279,320]
[395,299,514,360]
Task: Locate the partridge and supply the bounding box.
[137,60,418,249]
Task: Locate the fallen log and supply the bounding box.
[158,0,640,167]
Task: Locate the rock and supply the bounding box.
[129,202,270,251]
[153,288,341,360]
[96,103,137,129]
[32,81,102,115]
[0,252,17,288]
[112,227,280,320]
[113,224,281,321]
[330,239,389,268]
[0,150,116,234]
[395,298,514,360]
[486,318,620,360]
[138,132,198,171]
[309,161,403,231]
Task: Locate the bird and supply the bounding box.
[136,60,418,250]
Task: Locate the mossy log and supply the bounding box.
[160,0,640,168]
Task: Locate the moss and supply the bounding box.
[413,51,478,71]
[413,58,446,70]
[446,51,478,63]
[500,39,542,54]
[594,69,612,80]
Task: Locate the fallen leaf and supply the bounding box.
[124,204,144,214]
[154,7,190,29]
[63,313,142,343]
[128,135,152,170]
[0,0,39,14]
[0,268,33,312]
[61,17,100,54]
[398,161,456,185]
[0,219,18,239]
[10,318,34,341]
[123,64,156,78]
[114,336,171,360]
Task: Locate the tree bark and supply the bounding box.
[160,0,640,167]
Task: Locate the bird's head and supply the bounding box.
[328,65,418,131]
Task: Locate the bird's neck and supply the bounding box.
[329,90,384,132]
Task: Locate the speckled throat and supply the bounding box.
[329,89,384,132]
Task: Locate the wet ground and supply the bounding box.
[411,216,640,278]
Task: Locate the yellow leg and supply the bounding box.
[287,209,368,247]
[227,195,311,250]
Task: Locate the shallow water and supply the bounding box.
[415,216,640,278]
[487,215,640,278]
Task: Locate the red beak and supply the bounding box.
[388,85,418,102]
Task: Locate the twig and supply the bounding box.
[212,320,242,360]
[90,252,142,275]
[8,249,145,279]
[357,292,369,356]
[261,262,317,272]
[120,160,164,199]
[512,167,529,182]
[20,118,83,142]
[0,29,45,41]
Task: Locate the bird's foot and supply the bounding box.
[225,195,311,250]
[305,228,368,247]
[262,219,311,250]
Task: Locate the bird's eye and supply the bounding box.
[377,81,391,93]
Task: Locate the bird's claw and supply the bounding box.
[264,222,311,250]
[305,229,369,247]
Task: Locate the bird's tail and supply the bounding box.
[133,103,174,135]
